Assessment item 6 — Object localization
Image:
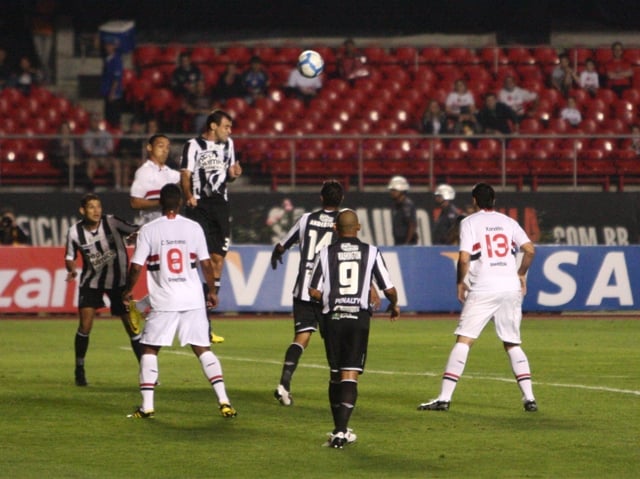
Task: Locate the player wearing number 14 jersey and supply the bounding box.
[418,183,537,413]
[270,180,344,406]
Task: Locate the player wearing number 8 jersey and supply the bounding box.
[123,184,236,419]
[270,180,344,406]
[418,183,537,413]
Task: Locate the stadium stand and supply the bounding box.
[4,43,640,190]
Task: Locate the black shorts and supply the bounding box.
[293,298,323,334]
[78,285,127,316]
[323,310,371,373]
[186,196,230,257]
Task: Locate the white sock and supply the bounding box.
[199,351,230,405]
[439,342,470,401]
[140,354,158,412]
[507,346,535,401]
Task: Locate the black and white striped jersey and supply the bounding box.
[180,137,236,201]
[281,209,339,301]
[309,237,394,316]
[65,215,138,289]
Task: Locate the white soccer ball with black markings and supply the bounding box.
[297,50,324,78]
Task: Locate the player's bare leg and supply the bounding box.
[208,252,225,343]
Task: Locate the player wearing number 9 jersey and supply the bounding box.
[270,180,344,406]
[418,182,538,413]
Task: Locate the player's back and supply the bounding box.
[290,209,339,300]
[459,209,530,292]
[133,215,208,311]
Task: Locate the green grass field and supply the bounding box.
[0,315,638,479]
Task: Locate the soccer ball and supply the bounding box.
[297,50,324,78]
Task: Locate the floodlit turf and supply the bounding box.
[0,315,638,478]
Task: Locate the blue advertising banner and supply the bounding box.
[218,245,640,313]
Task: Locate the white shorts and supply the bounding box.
[140,308,210,347]
[454,290,523,344]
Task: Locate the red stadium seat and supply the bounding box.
[569,47,593,66]
[134,45,163,68]
[394,46,419,65]
[533,47,559,66]
[546,118,569,134]
[595,47,613,66]
[479,47,508,69]
[595,88,617,104]
[623,48,640,66]
[190,45,216,64]
[447,47,479,65]
[520,118,542,134]
[507,47,534,65]
[224,44,252,64]
[419,47,446,64]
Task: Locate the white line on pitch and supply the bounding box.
[145,349,640,397]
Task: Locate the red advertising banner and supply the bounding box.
[0,247,147,314]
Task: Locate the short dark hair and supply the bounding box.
[148,134,170,146]
[559,53,569,61]
[206,110,233,129]
[471,183,495,209]
[321,179,344,207]
[80,193,100,208]
[160,184,182,211]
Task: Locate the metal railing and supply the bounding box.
[0,132,636,191]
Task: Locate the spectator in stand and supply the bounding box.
[241,55,269,104]
[445,79,478,134]
[170,51,202,98]
[421,99,449,135]
[182,78,213,133]
[0,47,11,90]
[629,124,640,156]
[51,121,93,190]
[498,75,538,123]
[560,96,582,127]
[476,92,518,135]
[14,56,43,95]
[118,116,148,184]
[0,207,31,245]
[336,38,370,83]
[605,42,633,98]
[82,114,117,188]
[285,63,322,104]
[28,0,57,82]
[101,39,123,128]
[213,62,244,105]
[579,58,600,97]
[551,53,579,98]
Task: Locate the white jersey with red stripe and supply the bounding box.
[129,159,181,225]
[131,214,209,311]
[459,209,531,293]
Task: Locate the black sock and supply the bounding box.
[335,380,358,434]
[328,376,341,428]
[280,343,304,390]
[74,331,89,366]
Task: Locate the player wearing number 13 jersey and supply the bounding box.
[418,183,538,413]
[270,180,344,406]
